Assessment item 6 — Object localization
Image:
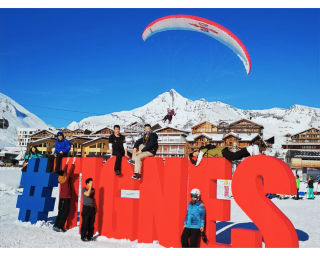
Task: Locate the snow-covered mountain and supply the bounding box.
[67,89,320,149]
[0,93,51,149]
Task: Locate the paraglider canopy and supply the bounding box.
[142,14,251,75]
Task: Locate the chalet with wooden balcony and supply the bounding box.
[30,130,56,142]
[191,121,217,134]
[282,128,320,150]
[227,119,264,135]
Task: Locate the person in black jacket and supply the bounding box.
[128,124,158,180]
[109,125,131,176]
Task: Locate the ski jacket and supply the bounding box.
[54,138,71,154]
[296,178,300,189]
[307,180,314,189]
[134,133,158,156]
[25,152,43,159]
[200,146,228,158]
[59,164,75,199]
[184,201,205,229]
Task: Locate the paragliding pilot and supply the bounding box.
[128,123,158,180]
[181,188,206,248]
[162,108,176,124]
[46,131,71,175]
[189,141,260,166]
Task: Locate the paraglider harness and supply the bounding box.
[162,109,176,123]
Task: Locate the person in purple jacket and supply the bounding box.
[46,131,71,175]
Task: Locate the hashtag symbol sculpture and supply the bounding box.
[16,158,58,224]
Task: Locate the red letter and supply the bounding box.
[231,155,299,248]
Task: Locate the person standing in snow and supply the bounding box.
[127,124,158,180]
[181,188,206,248]
[307,176,315,200]
[53,157,76,232]
[295,174,300,200]
[109,125,131,176]
[81,178,96,242]
[46,131,71,175]
[22,146,42,172]
[189,144,260,166]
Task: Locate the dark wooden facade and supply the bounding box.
[191,121,217,134]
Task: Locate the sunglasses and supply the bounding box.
[190,193,198,198]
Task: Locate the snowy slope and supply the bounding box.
[0,93,51,149]
[67,89,320,150]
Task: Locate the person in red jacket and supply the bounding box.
[53,157,76,232]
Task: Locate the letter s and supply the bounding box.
[231,155,299,248]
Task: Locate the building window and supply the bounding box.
[89,152,96,156]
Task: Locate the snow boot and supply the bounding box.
[115,170,120,175]
[81,238,89,242]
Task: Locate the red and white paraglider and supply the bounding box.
[142,14,251,75]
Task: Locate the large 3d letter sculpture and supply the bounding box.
[231,155,299,248]
[16,155,299,248]
[16,158,58,224]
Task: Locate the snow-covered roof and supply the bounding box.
[291,127,320,137]
[282,143,320,146]
[229,118,264,127]
[186,133,224,142]
[31,129,56,137]
[29,137,56,144]
[154,126,189,133]
[82,137,109,145]
[186,132,262,142]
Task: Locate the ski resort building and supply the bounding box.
[186,120,267,157]
[17,128,40,147]
[281,127,320,150]
[154,126,188,158]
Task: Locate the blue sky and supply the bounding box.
[1,8,319,128]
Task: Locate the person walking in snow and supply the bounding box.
[128,124,158,180]
[189,144,260,166]
[53,157,76,232]
[295,174,300,200]
[109,125,131,176]
[81,177,96,242]
[22,146,43,172]
[46,131,71,175]
[181,188,206,248]
[307,176,315,200]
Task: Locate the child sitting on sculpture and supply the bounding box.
[189,142,260,166]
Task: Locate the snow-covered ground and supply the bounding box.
[0,168,319,248]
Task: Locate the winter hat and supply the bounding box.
[310,176,313,180]
[57,131,64,137]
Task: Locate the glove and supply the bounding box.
[201,232,208,244]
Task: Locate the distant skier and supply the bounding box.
[162,108,176,124]
[307,176,315,200]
